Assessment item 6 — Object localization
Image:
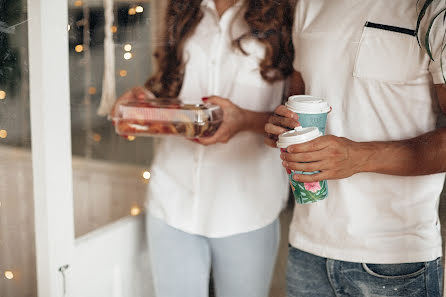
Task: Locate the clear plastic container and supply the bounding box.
[112,98,223,138]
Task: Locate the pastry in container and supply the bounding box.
[112,98,223,138]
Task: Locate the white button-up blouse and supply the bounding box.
[147,0,289,237]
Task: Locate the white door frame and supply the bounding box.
[27,0,75,296]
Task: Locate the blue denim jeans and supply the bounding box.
[287,246,443,297]
[147,215,280,297]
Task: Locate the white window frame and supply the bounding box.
[28,0,75,296]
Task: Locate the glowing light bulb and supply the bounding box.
[135,6,144,13]
[124,44,132,51]
[67,24,71,31]
[127,135,135,141]
[124,52,133,60]
[4,271,14,280]
[88,87,97,95]
[93,133,101,142]
[143,171,151,180]
[0,130,7,139]
[128,8,136,15]
[111,26,117,33]
[74,0,83,7]
[75,45,84,53]
[119,70,128,77]
[130,206,141,216]
[0,90,6,100]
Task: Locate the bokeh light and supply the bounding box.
[130,206,141,216]
[75,45,84,53]
[128,8,136,15]
[4,271,14,280]
[0,130,7,139]
[143,171,151,180]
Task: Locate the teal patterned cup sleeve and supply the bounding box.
[297,113,328,135]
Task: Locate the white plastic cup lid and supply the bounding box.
[285,95,331,114]
[276,127,322,148]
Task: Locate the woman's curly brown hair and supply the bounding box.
[145,0,294,98]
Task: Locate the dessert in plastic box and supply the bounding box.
[112,98,223,138]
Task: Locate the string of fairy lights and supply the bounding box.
[1,0,152,284]
[72,0,152,216]
[70,1,150,209]
[72,1,140,147]
[0,90,7,139]
[0,51,12,278]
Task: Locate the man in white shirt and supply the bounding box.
[265,1,446,296]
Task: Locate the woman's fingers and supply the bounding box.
[132,86,155,100]
[110,91,132,118]
[264,135,278,148]
[196,127,225,145]
[274,105,298,120]
[264,123,288,148]
[110,86,155,118]
[265,123,288,136]
[263,105,299,147]
[197,136,218,145]
[205,96,229,107]
[268,114,299,130]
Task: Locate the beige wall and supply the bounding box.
[0,146,147,297]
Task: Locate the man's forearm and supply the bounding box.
[359,128,446,176]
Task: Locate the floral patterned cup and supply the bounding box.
[277,127,328,204]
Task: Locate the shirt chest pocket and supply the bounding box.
[353,22,418,84]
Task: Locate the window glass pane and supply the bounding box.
[68,0,154,237]
[0,0,37,296]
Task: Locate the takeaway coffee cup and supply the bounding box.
[277,126,328,204]
[285,95,331,135]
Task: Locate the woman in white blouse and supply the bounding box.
[116,0,295,296]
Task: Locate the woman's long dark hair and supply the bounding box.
[145,0,294,98]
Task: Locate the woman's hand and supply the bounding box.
[197,96,246,145]
[264,105,300,148]
[109,86,155,119]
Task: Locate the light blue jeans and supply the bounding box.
[147,215,280,297]
[287,246,443,297]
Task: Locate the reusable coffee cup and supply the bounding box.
[285,95,331,135]
[277,127,328,204]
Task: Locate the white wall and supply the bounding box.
[70,215,154,297]
[0,145,152,297]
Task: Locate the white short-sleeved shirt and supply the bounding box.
[290,0,446,263]
[147,0,289,238]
